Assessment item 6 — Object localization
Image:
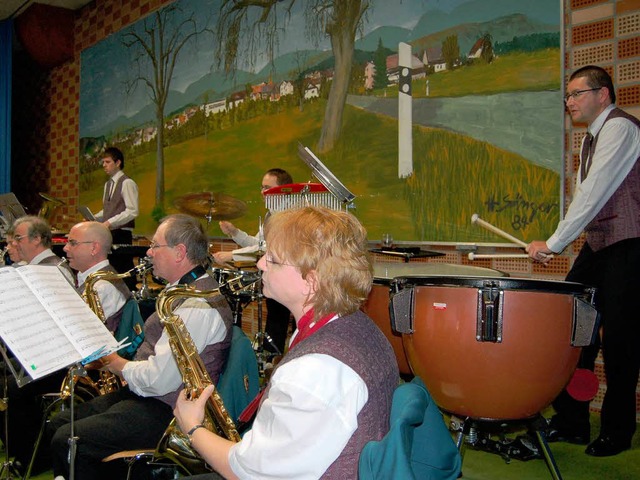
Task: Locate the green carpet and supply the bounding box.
[459,414,640,480]
[19,414,640,479]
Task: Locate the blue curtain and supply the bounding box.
[0,19,12,194]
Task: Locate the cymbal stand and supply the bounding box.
[252,289,268,379]
[0,344,21,480]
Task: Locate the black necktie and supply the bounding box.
[107,179,114,200]
[580,133,594,182]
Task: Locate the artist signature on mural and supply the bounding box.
[484,193,558,231]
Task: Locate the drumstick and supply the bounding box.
[468,253,530,261]
[471,214,528,248]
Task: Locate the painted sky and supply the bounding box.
[80,0,560,138]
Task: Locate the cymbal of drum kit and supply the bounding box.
[174,192,247,222]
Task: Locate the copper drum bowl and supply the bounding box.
[361,263,507,376]
[390,277,597,420]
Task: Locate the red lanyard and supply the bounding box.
[237,309,335,424]
[288,309,336,349]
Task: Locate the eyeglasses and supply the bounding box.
[66,239,95,247]
[11,234,27,243]
[264,252,295,267]
[149,241,172,250]
[564,87,602,103]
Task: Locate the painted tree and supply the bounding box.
[216,0,370,152]
[480,32,494,64]
[373,37,388,90]
[122,5,209,210]
[442,34,460,70]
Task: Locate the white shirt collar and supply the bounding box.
[78,259,111,287]
[588,104,616,136]
[30,248,56,265]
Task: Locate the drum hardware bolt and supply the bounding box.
[466,427,478,445]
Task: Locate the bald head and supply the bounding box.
[64,221,113,272]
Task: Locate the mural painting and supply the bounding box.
[79,0,563,243]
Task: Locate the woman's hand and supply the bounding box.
[174,384,215,433]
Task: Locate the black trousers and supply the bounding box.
[48,386,173,480]
[109,229,137,290]
[552,238,640,442]
[0,365,66,473]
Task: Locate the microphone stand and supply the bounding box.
[67,363,87,480]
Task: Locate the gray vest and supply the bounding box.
[37,253,75,282]
[275,310,399,479]
[76,264,131,332]
[135,274,233,407]
[103,174,135,229]
[584,108,640,251]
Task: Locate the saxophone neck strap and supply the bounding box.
[178,265,207,286]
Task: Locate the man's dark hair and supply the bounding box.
[104,147,125,170]
[570,65,616,104]
[266,168,293,186]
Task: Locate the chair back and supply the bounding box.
[115,299,145,360]
[216,325,260,424]
[359,376,461,480]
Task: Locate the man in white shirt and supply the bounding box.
[64,221,131,332]
[48,214,234,480]
[527,65,640,457]
[94,147,139,286]
[9,215,74,284]
[213,168,293,354]
[94,147,139,245]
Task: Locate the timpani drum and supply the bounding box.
[390,276,597,420]
[362,263,507,375]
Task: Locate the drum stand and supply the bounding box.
[451,414,562,480]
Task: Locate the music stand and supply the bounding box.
[0,341,32,479]
[0,194,27,240]
[296,143,356,208]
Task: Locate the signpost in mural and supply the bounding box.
[79,0,563,244]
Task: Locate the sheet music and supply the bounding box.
[0,265,118,380]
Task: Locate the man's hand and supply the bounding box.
[526,241,554,265]
[219,221,238,237]
[212,251,234,265]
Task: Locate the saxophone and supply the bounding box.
[153,273,259,475]
[60,258,153,399]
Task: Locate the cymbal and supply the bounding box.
[174,192,247,221]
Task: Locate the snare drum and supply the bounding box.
[362,263,506,375]
[390,276,597,420]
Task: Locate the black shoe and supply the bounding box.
[545,426,590,445]
[585,435,631,457]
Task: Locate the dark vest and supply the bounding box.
[135,274,234,407]
[274,310,399,479]
[584,108,640,251]
[37,253,75,282]
[76,264,131,333]
[103,174,135,229]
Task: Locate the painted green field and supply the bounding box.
[81,100,559,243]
